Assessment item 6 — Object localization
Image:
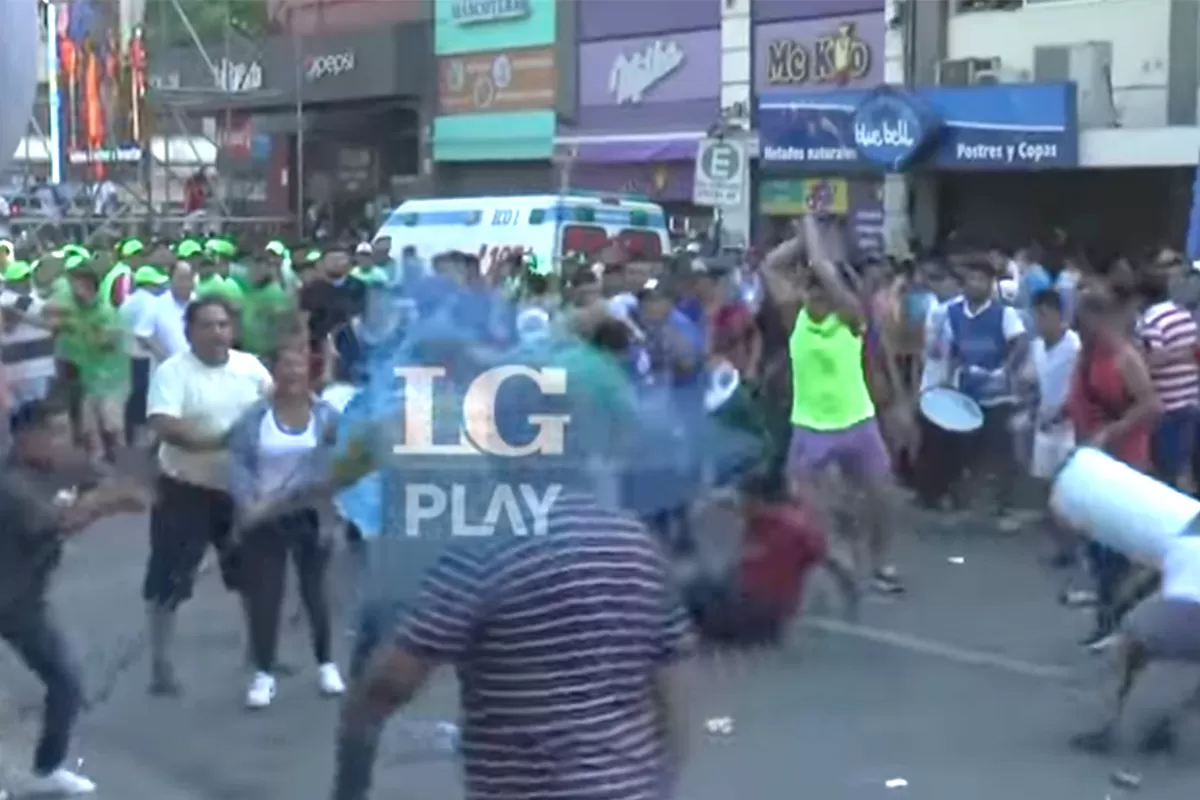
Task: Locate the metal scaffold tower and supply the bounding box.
[17,0,291,246]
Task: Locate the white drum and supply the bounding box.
[321,382,358,414]
[704,361,741,413]
[918,387,984,433]
[1050,447,1200,566]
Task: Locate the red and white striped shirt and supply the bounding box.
[1139,301,1200,411]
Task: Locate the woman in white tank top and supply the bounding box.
[227,347,345,710]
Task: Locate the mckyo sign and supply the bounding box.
[758,82,1078,171]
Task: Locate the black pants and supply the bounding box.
[911,415,966,507]
[124,357,151,440]
[956,404,1016,510]
[143,475,238,608]
[0,600,83,775]
[240,509,333,673]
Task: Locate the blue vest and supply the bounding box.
[947,299,1007,401]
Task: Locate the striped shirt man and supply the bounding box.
[398,492,694,800]
[1139,301,1200,411]
[0,289,55,404]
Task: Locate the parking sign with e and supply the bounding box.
[693,138,745,207]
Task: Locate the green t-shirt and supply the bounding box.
[240,281,294,356]
[61,301,130,397]
[789,308,875,431]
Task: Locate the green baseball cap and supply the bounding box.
[265,240,288,258]
[3,260,33,281]
[119,239,144,258]
[62,244,90,259]
[64,254,88,271]
[175,239,203,258]
[205,238,237,258]
[134,266,168,286]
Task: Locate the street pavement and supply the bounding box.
[2,505,1200,799]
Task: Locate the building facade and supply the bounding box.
[558,0,721,222]
[940,0,1198,252]
[752,5,888,251]
[148,0,432,230]
[431,0,578,194]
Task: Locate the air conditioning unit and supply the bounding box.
[973,66,1031,85]
[937,57,1001,86]
[1069,42,1118,128]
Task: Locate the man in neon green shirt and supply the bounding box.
[194,238,244,302]
[762,217,902,594]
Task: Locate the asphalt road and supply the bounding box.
[2,506,1200,799]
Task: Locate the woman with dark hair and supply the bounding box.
[227,346,344,709]
[1068,288,1160,649]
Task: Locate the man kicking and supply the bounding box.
[1071,529,1200,754]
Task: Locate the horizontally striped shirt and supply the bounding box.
[0,289,55,403]
[1139,301,1200,411]
[397,492,694,800]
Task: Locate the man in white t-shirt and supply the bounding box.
[143,295,272,694]
[135,261,194,363]
[1072,532,1200,756]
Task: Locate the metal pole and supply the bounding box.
[221,0,232,214]
[292,26,304,237]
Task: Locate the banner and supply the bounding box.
[432,0,559,161]
[435,0,556,55]
[758,83,1078,171]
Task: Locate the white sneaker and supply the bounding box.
[245,672,276,709]
[26,767,97,795]
[318,662,346,696]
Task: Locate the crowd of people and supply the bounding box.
[0,217,1199,798]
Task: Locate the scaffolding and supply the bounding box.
[15,0,295,247]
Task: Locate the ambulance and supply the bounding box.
[374,193,670,273]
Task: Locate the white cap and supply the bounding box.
[354,242,372,255]
[516,308,552,343]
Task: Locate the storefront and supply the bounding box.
[558,1,720,223]
[149,21,431,228]
[756,83,1080,244]
[432,0,576,193]
[752,9,885,251]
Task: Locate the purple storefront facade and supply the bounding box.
[753,4,886,251]
[560,0,721,205]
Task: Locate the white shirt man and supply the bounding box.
[1028,327,1081,479]
[135,290,191,363]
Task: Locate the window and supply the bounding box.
[559,224,610,257]
[614,228,663,259]
[955,0,1027,12]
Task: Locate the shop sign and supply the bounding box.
[610,40,685,105]
[766,21,871,86]
[439,47,555,114]
[305,51,356,81]
[453,0,531,25]
[212,58,263,93]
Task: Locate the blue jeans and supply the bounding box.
[0,600,83,774]
[349,598,408,680]
[1086,541,1131,633]
[1150,407,1197,481]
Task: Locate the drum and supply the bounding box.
[918,387,984,433]
[321,382,358,414]
[1050,447,1200,567]
[704,361,741,413]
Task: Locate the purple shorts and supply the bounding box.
[787,418,892,483]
